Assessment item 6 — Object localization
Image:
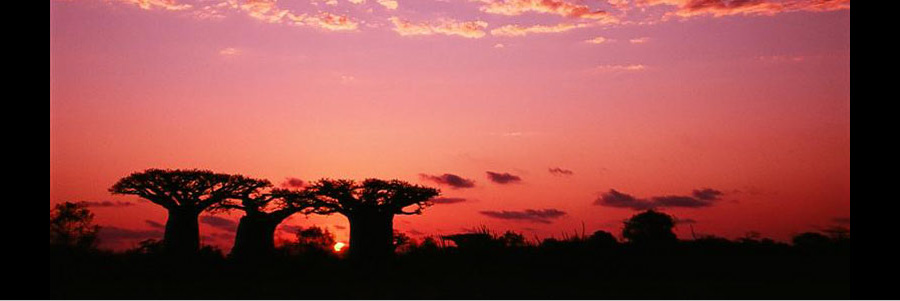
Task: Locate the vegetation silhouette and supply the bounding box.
[50,170,851,298]
[109,169,267,255]
[50,202,99,250]
[303,178,440,263]
[210,182,320,260]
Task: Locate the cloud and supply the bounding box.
[219,47,241,56]
[430,197,468,204]
[494,43,506,48]
[75,200,135,208]
[470,0,616,21]
[281,177,305,188]
[640,0,850,18]
[229,0,359,31]
[692,188,724,200]
[304,12,360,31]
[348,0,366,3]
[594,64,647,72]
[145,220,165,229]
[200,216,238,233]
[389,17,488,38]
[377,0,399,9]
[119,0,192,11]
[486,171,522,184]
[479,209,567,224]
[629,37,649,44]
[594,188,725,210]
[98,226,163,241]
[419,173,476,188]
[548,167,574,176]
[490,22,590,36]
[585,36,610,44]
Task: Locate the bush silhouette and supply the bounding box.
[50,202,100,250]
[622,210,677,247]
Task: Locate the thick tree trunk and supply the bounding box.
[164,209,200,255]
[347,212,395,263]
[230,215,278,260]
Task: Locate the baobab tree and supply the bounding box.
[109,169,267,255]
[213,186,321,259]
[305,178,440,262]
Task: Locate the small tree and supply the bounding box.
[214,186,320,259]
[50,202,100,250]
[622,210,677,247]
[306,179,440,262]
[109,169,267,255]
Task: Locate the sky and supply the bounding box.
[50,0,850,251]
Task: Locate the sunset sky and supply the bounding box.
[50,0,850,251]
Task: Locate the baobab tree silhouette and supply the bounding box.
[305,178,440,262]
[109,169,267,255]
[212,184,321,260]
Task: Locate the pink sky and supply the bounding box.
[50,0,850,251]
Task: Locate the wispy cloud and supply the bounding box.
[119,0,192,11]
[389,17,488,38]
[480,209,567,224]
[486,171,522,184]
[471,0,616,21]
[491,22,590,37]
[376,0,398,10]
[594,64,647,72]
[75,200,135,208]
[594,188,726,210]
[640,0,850,18]
[420,173,477,188]
[548,167,574,176]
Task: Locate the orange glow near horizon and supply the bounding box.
[50,0,849,252]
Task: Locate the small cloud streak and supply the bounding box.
[471,0,616,21]
[480,209,567,224]
[491,22,590,37]
[389,17,488,38]
[585,36,610,44]
[486,171,522,184]
[281,177,305,188]
[377,0,399,9]
[594,188,726,210]
[629,37,649,44]
[548,167,574,176]
[420,173,476,189]
[219,47,241,56]
[75,200,135,208]
[640,0,850,18]
[430,197,468,204]
[200,216,239,233]
[594,64,647,72]
[119,0,192,11]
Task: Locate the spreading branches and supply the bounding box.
[109,169,271,213]
[304,178,440,216]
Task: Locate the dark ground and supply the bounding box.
[50,242,851,299]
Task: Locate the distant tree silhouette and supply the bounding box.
[622,210,677,247]
[280,226,337,257]
[109,169,267,255]
[212,185,319,259]
[50,202,100,250]
[305,178,440,262]
[587,230,618,249]
[792,232,832,252]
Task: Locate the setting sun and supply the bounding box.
[333,242,346,252]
